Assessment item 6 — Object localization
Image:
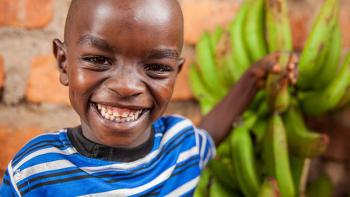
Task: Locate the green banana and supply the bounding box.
[209,26,224,49]
[290,156,310,197]
[258,177,280,197]
[188,64,218,114]
[264,0,293,52]
[231,114,260,197]
[194,168,211,197]
[334,85,350,110]
[311,22,342,89]
[208,158,238,190]
[244,0,267,62]
[249,90,266,112]
[306,175,333,197]
[300,51,350,116]
[297,0,339,89]
[209,178,236,197]
[263,113,295,197]
[284,100,329,157]
[214,30,237,88]
[229,0,251,79]
[252,117,268,146]
[196,32,227,98]
[216,139,231,158]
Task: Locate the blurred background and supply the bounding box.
[0,0,349,195]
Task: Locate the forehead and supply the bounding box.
[66,0,183,53]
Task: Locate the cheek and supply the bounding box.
[68,67,103,109]
[151,77,176,105]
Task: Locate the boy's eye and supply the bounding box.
[82,56,111,66]
[144,64,173,73]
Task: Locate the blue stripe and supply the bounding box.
[18,128,197,194]
[2,116,215,196]
[13,141,68,166]
[13,131,65,157]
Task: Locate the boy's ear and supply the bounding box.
[53,39,69,86]
[176,58,185,74]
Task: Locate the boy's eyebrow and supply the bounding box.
[147,49,179,60]
[78,34,116,52]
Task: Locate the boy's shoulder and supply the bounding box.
[154,114,215,152]
[154,114,197,136]
[10,129,73,173]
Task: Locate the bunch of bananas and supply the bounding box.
[190,0,350,196]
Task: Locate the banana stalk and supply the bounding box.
[265,53,291,113]
[290,156,311,197]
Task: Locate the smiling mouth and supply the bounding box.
[93,103,147,123]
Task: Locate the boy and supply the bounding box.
[0,0,297,196]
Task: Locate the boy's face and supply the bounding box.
[53,0,184,147]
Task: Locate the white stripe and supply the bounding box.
[198,130,207,168]
[14,130,66,157]
[162,119,192,144]
[81,120,193,173]
[8,161,22,197]
[155,133,163,138]
[177,147,198,163]
[79,165,176,197]
[203,148,212,168]
[13,147,76,171]
[14,160,75,183]
[165,176,199,197]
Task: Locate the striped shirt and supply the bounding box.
[0,115,216,197]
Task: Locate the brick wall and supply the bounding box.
[0,0,349,194]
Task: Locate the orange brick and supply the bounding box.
[0,55,4,88]
[23,0,53,28]
[181,0,238,44]
[0,0,53,28]
[0,0,18,27]
[0,126,42,177]
[340,1,350,48]
[172,50,195,100]
[172,62,192,100]
[26,55,70,105]
[289,11,311,51]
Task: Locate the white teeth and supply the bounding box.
[122,112,128,118]
[105,114,110,120]
[96,103,144,123]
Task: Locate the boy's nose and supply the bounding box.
[103,69,144,99]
